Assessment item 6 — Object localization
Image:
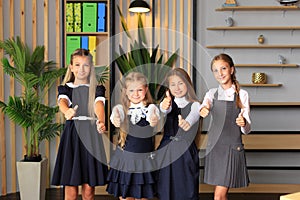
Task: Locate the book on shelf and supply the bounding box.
[66,36,81,65]
[66,3,74,32]
[82,2,97,32]
[88,36,97,64]
[97,2,106,32]
[73,3,82,32]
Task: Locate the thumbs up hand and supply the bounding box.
[65,105,78,120]
[178,114,191,131]
[96,120,106,134]
[236,109,246,127]
[200,99,211,118]
[149,107,159,127]
[112,107,121,128]
[161,90,172,110]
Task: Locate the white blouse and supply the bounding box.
[160,96,201,127]
[201,85,251,134]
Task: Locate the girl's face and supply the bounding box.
[212,59,234,89]
[126,81,148,104]
[70,56,91,84]
[168,75,187,98]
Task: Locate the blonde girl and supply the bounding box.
[52,48,108,200]
[106,71,160,200]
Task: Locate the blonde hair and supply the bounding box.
[62,48,98,117]
[210,53,243,109]
[118,71,153,148]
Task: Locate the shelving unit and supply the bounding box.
[240,83,282,87]
[250,102,300,106]
[207,26,300,30]
[235,64,298,68]
[215,5,300,11]
[63,0,110,68]
[206,45,300,49]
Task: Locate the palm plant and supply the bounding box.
[0,36,66,161]
[114,6,178,101]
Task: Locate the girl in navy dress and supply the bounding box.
[156,68,201,200]
[200,53,251,200]
[52,48,108,200]
[106,71,160,200]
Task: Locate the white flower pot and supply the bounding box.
[16,157,48,200]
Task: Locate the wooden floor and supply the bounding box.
[0,188,285,200]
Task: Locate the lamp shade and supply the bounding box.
[128,0,150,13]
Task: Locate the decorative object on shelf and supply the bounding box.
[252,72,267,84]
[223,0,237,7]
[128,0,150,13]
[278,54,287,64]
[277,0,299,6]
[258,34,265,44]
[225,17,234,26]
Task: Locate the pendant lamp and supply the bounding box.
[128,0,150,13]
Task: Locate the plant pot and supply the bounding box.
[16,157,48,200]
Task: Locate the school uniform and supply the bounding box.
[106,103,159,199]
[156,97,200,200]
[52,83,108,187]
[203,85,251,188]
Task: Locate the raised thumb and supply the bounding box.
[178,114,182,121]
[166,90,171,99]
[73,105,78,111]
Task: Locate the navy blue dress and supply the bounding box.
[51,84,108,187]
[156,100,200,200]
[106,109,156,199]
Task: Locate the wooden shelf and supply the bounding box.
[206,45,300,49]
[240,83,282,87]
[235,64,298,68]
[250,102,300,106]
[66,32,108,36]
[207,26,300,30]
[215,5,300,11]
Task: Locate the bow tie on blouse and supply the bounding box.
[127,107,148,124]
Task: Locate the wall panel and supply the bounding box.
[0,0,61,195]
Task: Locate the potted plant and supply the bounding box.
[0,36,66,200]
[114,6,178,102]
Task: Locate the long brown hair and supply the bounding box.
[62,48,98,117]
[118,71,153,148]
[210,53,243,109]
[165,67,199,103]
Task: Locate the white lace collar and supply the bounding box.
[174,96,189,108]
[128,102,148,124]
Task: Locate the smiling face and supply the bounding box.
[211,59,234,89]
[70,55,91,84]
[125,80,148,104]
[168,75,188,98]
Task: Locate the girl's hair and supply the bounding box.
[165,67,199,103]
[210,53,243,109]
[118,71,153,148]
[62,48,98,117]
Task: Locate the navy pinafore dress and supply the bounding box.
[51,84,108,186]
[106,111,156,199]
[156,100,200,200]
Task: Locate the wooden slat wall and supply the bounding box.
[9,0,16,194]
[0,0,61,195]
[116,0,193,74]
[0,0,6,196]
